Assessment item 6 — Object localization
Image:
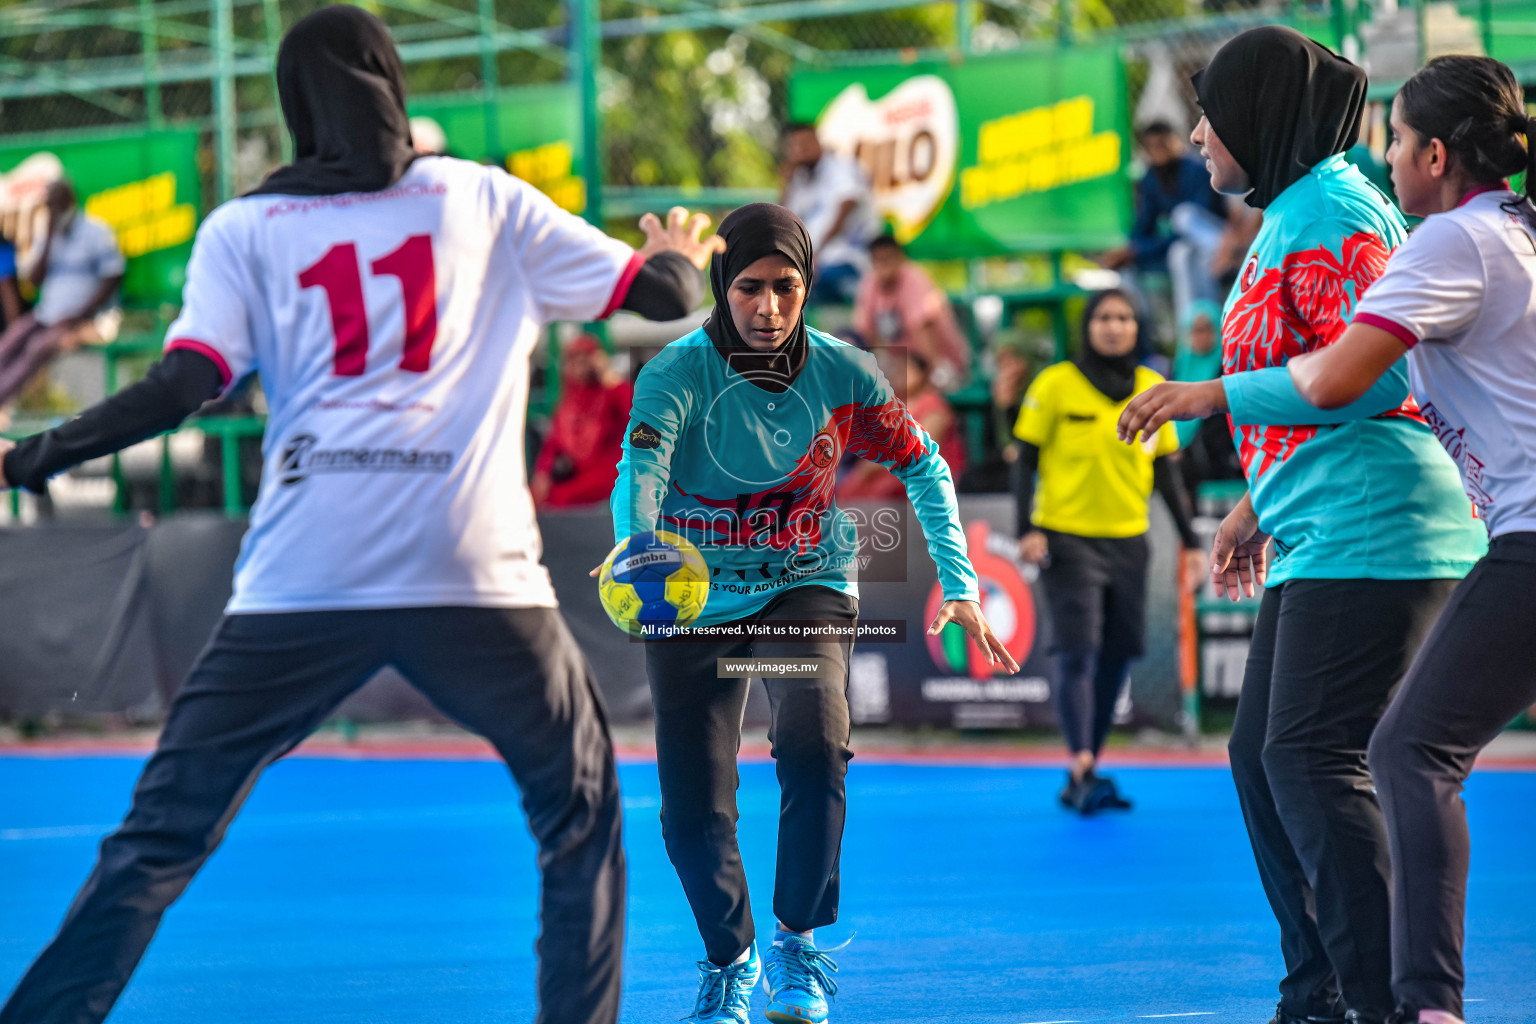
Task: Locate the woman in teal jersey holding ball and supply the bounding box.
[611,203,1016,1024]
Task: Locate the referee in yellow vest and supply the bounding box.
[1015,289,1204,813]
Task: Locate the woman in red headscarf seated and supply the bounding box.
[531,334,634,507]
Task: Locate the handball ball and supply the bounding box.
[598,530,709,637]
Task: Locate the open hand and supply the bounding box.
[1210,500,1269,601]
[1117,379,1227,446]
[637,206,725,271]
[927,599,1021,674]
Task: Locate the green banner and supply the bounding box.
[0,129,200,305]
[791,46,1132,257]
[409,83,585,216]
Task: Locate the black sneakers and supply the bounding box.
[1265,1001,1349,1024]
[1086,772,1133,812]
[1057,769,1133,815]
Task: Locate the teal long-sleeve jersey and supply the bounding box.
[612,326,980,627]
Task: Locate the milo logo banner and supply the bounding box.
[790,46,1132,257]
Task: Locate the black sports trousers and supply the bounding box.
[1368,533,1536,1021]
[0,607,625,1024]
[644,584,856,967]
[1230,577,1457,1024]
[1038,529,1148,756]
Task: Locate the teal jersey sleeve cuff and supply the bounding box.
[893,446,980,602]
[1224,360,1409,428]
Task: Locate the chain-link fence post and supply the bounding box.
[263,0,289,163]
[478,0,502,159]
[574,0,603,229]
[213,0,237,203]
[137,0,162,130]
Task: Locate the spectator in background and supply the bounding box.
[957,335,1030,494]
[0,237,20,330]
[853,233,969,391]
[1169,298,1243,498]
[1101,121,1227,316]
[838,350,964,501]
[409,116,447,157]
[531,334,632,508]
[990,337,1029,449]
[1211,199,1263,297]
[1170,299,1222,447]
[0,179,123,408]
[781,123,878,305]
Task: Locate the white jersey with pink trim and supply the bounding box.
[164,156,637,612]
[1353,189,1536,537]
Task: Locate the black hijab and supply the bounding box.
[1075,289,1142,403]
[1192,26,1367,209]
[249,6,418,198]
[702,203,813,395]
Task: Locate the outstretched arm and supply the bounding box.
[853,361,1018,672]
[1225,356,1407,425]
[1,348,223,492]
[1288,321,1411,410]
[1293,213,1483,410]
[619,251,702,322]
[614,207,721,321]
[1117,364,1408,444]
[863,403,976,607]
[514,193,719,326]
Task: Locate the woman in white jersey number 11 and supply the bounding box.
[0,8,722,1024]
[1284,56,1536,1024]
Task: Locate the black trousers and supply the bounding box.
[0,607,625,1024]
[644,585,856,967]
[1230,578,1456,1023]
[1039,530,1148,757]
[1368,534,1536,1020]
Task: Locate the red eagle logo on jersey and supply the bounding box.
[1240,253,1260,292]
[1222,231,1417,478]
[809,431,837,469]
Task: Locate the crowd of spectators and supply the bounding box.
[0,177,125,426]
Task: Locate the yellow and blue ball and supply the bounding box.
[598,530,709,637]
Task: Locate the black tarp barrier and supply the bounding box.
[0,497,1182,729]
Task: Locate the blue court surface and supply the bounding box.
[2,754,1532,1023]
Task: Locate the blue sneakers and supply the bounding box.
[761,935,843,1023]
[684,943,760,1024]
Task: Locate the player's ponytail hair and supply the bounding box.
[1398,55,1536,228]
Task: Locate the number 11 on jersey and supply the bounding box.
[298,234,439,377]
